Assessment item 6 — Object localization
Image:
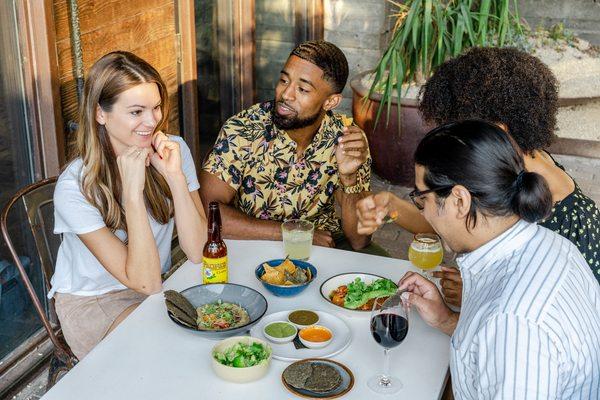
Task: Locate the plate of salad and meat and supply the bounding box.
[319,273,398,314]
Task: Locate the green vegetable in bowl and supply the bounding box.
[344,278,397,309]
[213,342,270,368]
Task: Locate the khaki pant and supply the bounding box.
[54,289,147,360]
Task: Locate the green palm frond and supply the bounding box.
[367,0,526,131]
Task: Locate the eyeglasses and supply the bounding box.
[409,185,454,210]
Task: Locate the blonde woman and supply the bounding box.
[48,51,206,359]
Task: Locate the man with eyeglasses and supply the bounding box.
[358,47,600,307]
[360,120,600,399]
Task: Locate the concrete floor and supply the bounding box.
[10,369,47,400]
[11,153,600,400]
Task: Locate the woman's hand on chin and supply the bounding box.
[150,131,184,180]
[117,146,151,202]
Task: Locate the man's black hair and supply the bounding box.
[290,40,349,94]
[415,120,552,229]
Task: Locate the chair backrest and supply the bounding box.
[20,178,60,291]
[0,177,73,361]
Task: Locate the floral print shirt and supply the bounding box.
[202,101,371,232]
[539,157,600,282]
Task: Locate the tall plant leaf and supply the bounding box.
[453,16,465,56]
[367,0,526,134]
[422,0,433,76]
[460,3,476,46]
[477,0,492,43]
[497,0,510,45]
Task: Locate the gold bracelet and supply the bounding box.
[342,182,363,194]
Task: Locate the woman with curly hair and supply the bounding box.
[48,51,206,359]
[357,47,600,303]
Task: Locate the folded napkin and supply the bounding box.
[293,333,307,349]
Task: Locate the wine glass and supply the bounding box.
[408,233,443,279]
[368,293,410,395]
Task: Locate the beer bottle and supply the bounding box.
[202,201,228,284]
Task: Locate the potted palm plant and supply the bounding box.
[351,0,526,185]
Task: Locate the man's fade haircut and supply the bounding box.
[418,47,559,153]
[290,40,349,94]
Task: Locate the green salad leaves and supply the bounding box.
[213,342,270,368]
[344,278,397,309]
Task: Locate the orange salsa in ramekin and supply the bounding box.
[299,325,332,342]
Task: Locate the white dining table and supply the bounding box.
[41,240,450,400]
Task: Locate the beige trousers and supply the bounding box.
[54,289,147,360]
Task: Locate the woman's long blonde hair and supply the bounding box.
[75,51,173,231]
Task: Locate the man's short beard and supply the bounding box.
[272,100,321,130]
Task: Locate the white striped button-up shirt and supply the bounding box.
[451,220,600,399]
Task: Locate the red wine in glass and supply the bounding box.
[368,294,410,395]
[371,313,409,348]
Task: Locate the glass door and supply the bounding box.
[195,0,222,160]
[194,0,323,160]
[254,0,296,103]
[0,0,45,362]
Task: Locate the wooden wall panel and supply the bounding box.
[52,0,180,147]
[53,0,172,41]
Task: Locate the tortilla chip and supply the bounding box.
[341,115,353,127]
[261,268,285,285]
[295,268,309,283]
[262,259,308,286]
[263,264,278,274]
[278,258,297,274]
[264,274,283,285]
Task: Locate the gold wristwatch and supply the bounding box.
[342,179,363,194]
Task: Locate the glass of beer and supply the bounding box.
[282,219,314,261]
[408,233,443,279]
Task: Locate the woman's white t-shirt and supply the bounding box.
[48,136,200,298]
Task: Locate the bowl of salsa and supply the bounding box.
[287,310,320,329]
[298,325,333,349]
[262,321,297,344]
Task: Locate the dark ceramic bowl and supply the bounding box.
[166,283,268,339]
[255,259,317,297]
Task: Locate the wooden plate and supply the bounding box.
[281,358,354,399]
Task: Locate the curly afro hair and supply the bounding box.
[419,47,559,153]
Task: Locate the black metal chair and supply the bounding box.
[0,177,78,389]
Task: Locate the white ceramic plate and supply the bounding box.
[319,272,397,316]
[250,310,351,361]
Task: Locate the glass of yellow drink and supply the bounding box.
[282,219,314,261]
[408,233,443,279]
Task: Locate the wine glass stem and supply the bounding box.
[380,348,391,386]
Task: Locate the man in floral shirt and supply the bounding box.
[200,40,379,252]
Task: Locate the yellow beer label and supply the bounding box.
[202,256,228,284]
